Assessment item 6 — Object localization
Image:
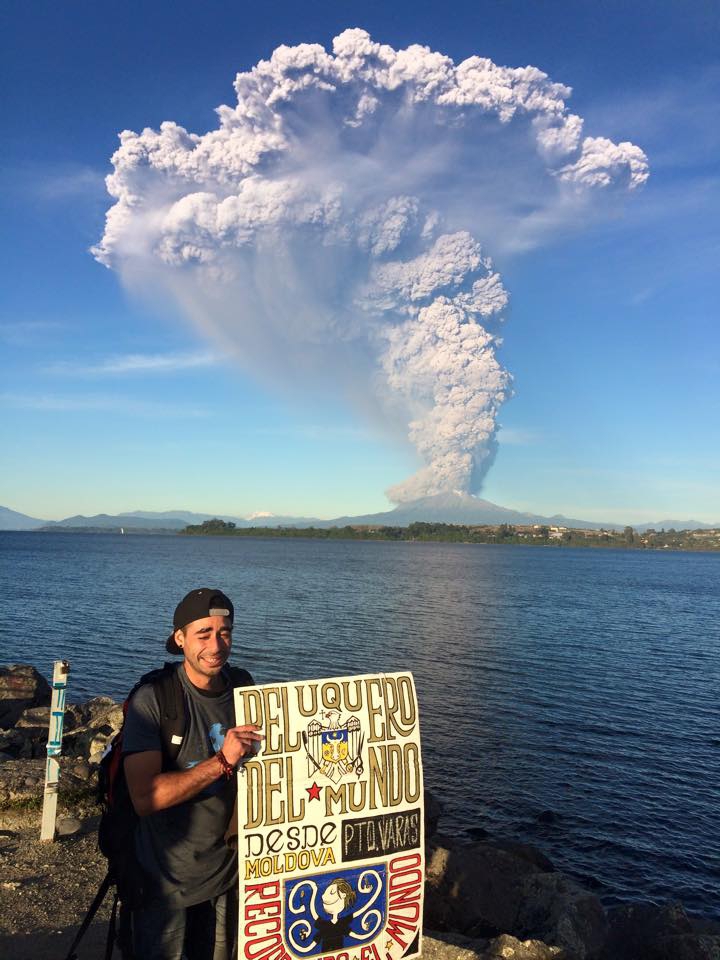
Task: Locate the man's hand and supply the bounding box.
[221,724,264,766]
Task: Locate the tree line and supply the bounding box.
[180,519,719,551]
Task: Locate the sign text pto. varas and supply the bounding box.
[235,673,424,960]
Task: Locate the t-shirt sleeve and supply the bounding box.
[122,683,162,755]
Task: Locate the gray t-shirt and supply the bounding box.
[123,663,247,907]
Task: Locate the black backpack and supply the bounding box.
[64,661,253,960]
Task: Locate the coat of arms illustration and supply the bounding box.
[303,709,364,782]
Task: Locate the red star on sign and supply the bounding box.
[306,781,322,801]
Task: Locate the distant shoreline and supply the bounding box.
[8,522,720,551]
[177,519,720,551]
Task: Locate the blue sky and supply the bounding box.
[1,0,718,524]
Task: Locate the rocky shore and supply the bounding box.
[1,664,718,960]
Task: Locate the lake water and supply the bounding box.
[1,532,718,917]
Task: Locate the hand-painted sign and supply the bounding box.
[235,672,424,960]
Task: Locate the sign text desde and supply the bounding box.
[236,672,424,960]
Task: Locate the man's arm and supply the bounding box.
[125,724,263,817]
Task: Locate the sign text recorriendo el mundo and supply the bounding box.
[235,672,424,960]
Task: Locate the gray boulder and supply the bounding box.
[0,728,27,757]
[655,938,720,960]
[63,696,123,763]
[426,840,606,959]
[426,840,543,934]
[602,903,720,960]
[56,816,83,836]
[485,934,564,959]
[421,931,564,960]
[15,704,52,728]
[0,664,51,728]
[517,872,606,959]
[425,788,444,838]
[0,756,99,806]
[0,683,122,764]
[12,704,57,757]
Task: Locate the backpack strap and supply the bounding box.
[153,663,186,767]
[126,662,187,768]
[225,665,254,689]
[144,662,253,769]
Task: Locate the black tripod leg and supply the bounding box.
[63,872,112,960]
[104,892,119,960]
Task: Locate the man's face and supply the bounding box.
[177,615,232,688]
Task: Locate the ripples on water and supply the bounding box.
[1,532,718,916]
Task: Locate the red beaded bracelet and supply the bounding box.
[215,749,234,779]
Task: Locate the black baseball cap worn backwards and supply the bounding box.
[166,588,234,654]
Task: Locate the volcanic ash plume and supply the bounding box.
[94,29,648,502]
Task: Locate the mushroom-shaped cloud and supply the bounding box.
[95,29,647,502]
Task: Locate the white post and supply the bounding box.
[40,659,70,842]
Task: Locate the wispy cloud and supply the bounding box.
[44,351,217,377]
[249,424,374,441]
[1,162,107,204]
[36,166,107,202]
[629,287,657,306]
[0,320,68,346]
[497,426,543,446]
[0,392,209,418]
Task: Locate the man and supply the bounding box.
[123,587,263,960]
